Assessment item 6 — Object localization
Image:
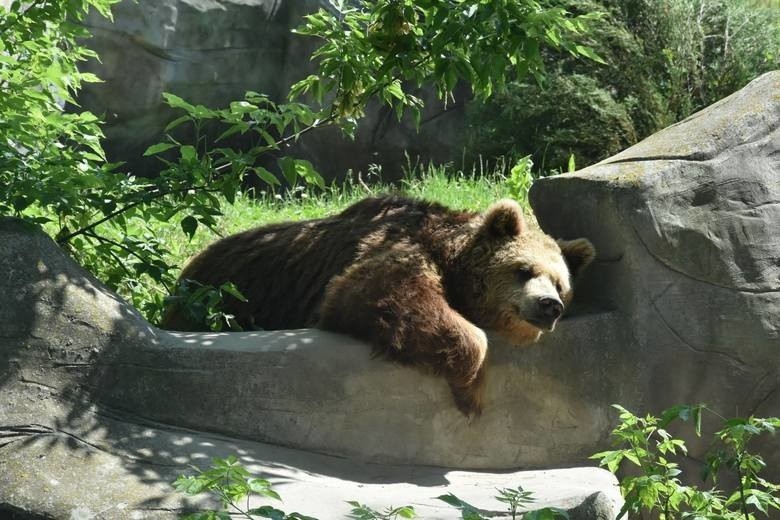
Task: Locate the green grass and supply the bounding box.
[163,161,516,269]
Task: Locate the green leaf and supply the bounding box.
[247,506,286,520]
[623,451,641,467]
[384,80,405,101]
[278,156,298,186]
[437,493,467,507]
[254,167,281,186]
[165,115,191,132]
[745,493,767,514]
[163,92,197,113]
[293,159,325,188]
[590,450,625,474]
[216,123,247,142]
[181,216,198,239]
[180,145,197,161]
[524,507,569,520]
[436,493,487,520]
[229,100,259,115]
[574,45,606,64]
[143,142,177,156]
[172,475,208,495]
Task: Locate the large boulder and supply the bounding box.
[530,70,780,463]
[78,0,465,180]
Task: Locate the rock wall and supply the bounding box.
[78,0,466,180]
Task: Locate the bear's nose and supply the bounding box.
[538,297,563,320]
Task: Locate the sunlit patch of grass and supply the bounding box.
[161,161,517,269]
[400,160,514,211]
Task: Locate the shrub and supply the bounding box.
[592,404,780,519]
[174,457,570,519]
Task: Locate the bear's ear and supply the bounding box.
[481,199,525,238]
[557,238,596,279]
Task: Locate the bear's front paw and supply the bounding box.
[451,385,484,418]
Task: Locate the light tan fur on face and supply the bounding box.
[455,199,592,346]
[481,233,572,342]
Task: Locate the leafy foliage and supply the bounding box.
[437,488,569,520]
[163,279,248,332]
[591,404,780,519]
[623,0,779,121]
[466,0,780,171]
[292,0,603,124]
[174,457,577,519]
[495,487,538,520]
[0,0,115,229]
[174,456,315,520]
[0,0,115,220]
[506,156,536,203]
[437,493,487,520]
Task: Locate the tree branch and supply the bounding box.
[57,184,222,244]
[213,114,337,175]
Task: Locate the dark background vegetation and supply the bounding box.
[466,0,779,172]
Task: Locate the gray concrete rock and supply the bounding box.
[530,70,780,467]
[78,0,465,180]
[0,218,621,518]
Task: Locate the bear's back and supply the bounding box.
[164,196,474,331]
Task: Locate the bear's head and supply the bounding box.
[455,199,595,344]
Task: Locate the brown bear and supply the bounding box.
[162,195,595,415]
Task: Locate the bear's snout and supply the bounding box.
[538,297,563,319]
[533,297,564,329]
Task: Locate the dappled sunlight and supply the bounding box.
[162,327,363,354]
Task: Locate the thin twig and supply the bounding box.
[212,114,337,175]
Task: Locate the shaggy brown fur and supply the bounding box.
[162,195,595,416]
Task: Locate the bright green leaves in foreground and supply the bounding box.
[0,0,117,220]
[0,2,181,322]
[592,404,780,520]
[175,457,570,519]
[174,456,314,520]
[173,406,779,519]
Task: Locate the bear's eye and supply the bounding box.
[555,281,564,294]
[516,267,534,283]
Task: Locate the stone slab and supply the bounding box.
[0,392,621,519]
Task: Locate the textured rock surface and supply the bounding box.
[531,71,780,466]
[78,0,466,180]
[0,218,621,519]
